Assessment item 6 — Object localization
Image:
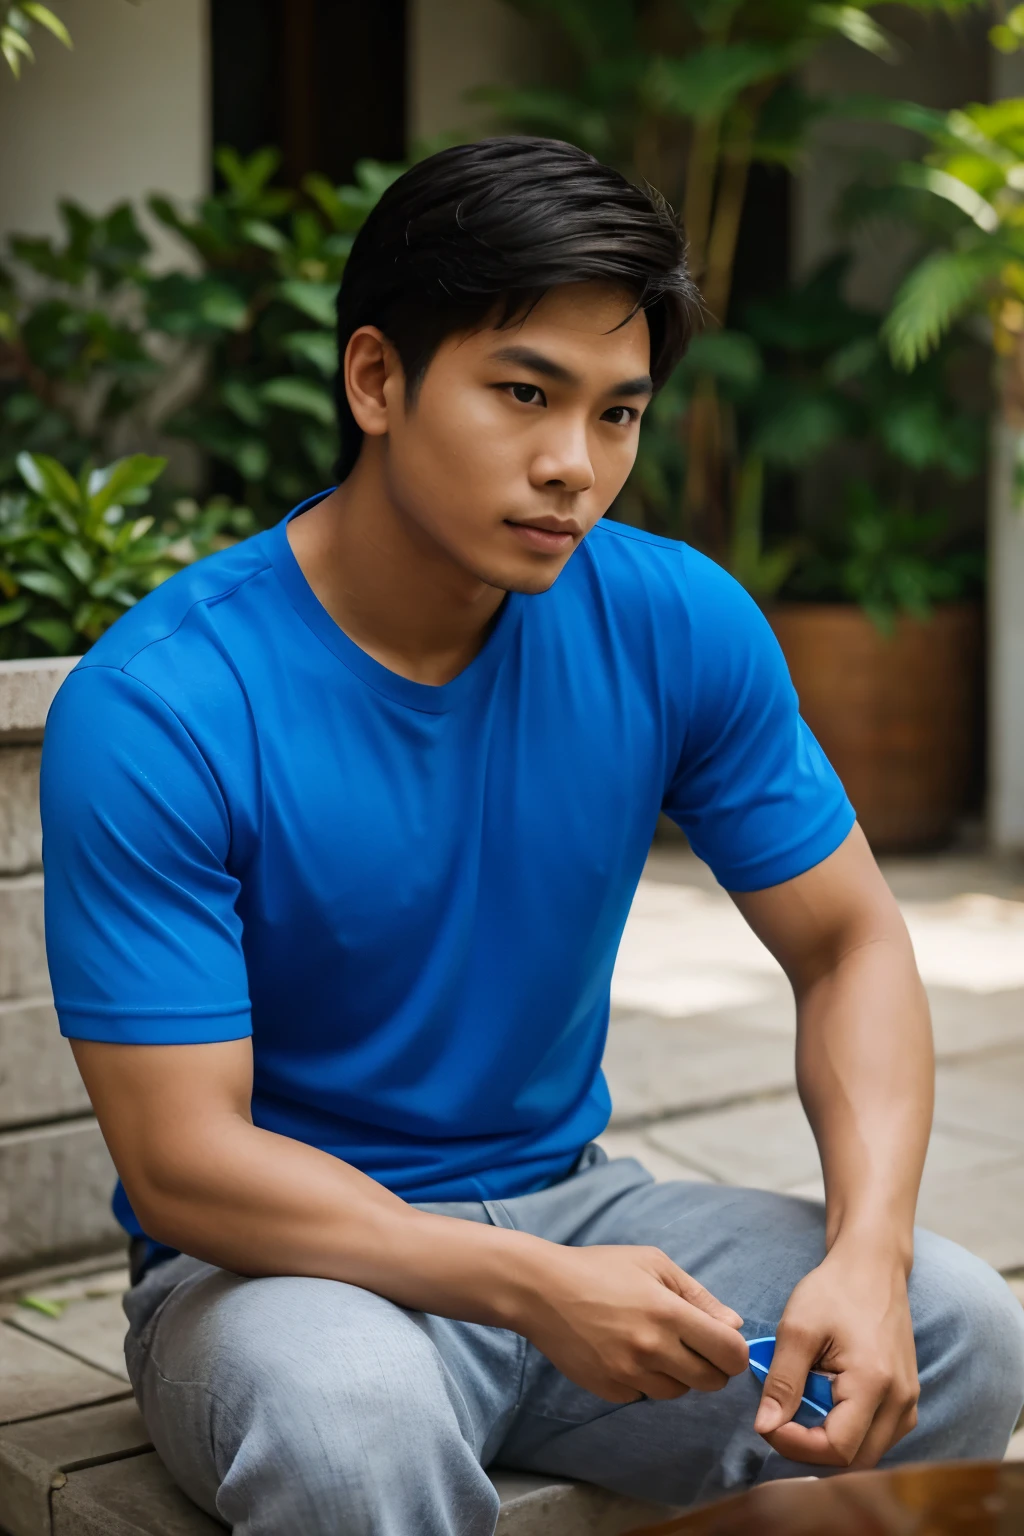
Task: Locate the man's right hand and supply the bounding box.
[512,1243,749,1403]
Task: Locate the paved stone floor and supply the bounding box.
[602,843,1024,1273]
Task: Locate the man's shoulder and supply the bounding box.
[586,517,687,565]
[582,518,752,618]
[78,530,274,681]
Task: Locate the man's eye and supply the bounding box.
[507,383,545,405]
[602,406,638,426]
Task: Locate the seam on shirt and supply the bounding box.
[56,999,250,1018]
[592,518,688,553]
[81,558,272,677]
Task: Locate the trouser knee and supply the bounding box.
[906,1230,1024,1459]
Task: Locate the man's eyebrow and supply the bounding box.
[489,345,579,385]
[613,374,654,398]
[489,344,654,397]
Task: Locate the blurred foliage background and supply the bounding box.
[0,0,1010,654]
[481,0,992,614]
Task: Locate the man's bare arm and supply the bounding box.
[72,1036,748,1402]
[730,822,933,1467]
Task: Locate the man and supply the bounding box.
[42,138,1023,1535]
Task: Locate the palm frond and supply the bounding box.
[883,245,1007,369]
[898,164,999,230]
[643,42,796,124]
[809,5,897,60]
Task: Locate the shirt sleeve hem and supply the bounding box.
[58,1010,253,1045]
[707,801,856,893]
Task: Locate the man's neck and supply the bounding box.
[287,451,506,687]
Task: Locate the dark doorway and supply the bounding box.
[210,0,407,186]
[728,163,791,325]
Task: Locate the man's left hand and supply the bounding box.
[753,1235,920,1467]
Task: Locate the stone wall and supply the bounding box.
[0,659,122,1276]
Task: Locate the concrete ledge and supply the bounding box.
[0,1399,144,1536]
[0,746,43,875]
[0,876,47,1001]
[0,660,77,745]
[0,1120,121,1276]
[44,1448,671,1536]
[0,1000,90,1131]
[491,1471,671,1533]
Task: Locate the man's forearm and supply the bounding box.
[795,931,933,1269]
[113,1098,753,1411]
[129,1111,551,1328]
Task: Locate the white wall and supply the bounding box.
[989,50,1024,853]
[408,0,557,146]
[0,0,209,260]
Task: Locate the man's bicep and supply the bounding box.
[71,1038,254,1210]
[728,823,909,989]
[664,553,854,893]
[41,666,251,1044]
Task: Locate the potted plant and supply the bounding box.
[624,250,989,849]
[746,262,988,852]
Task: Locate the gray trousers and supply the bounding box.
[123,1150,1024,1535]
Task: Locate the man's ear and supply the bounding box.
[344,326,404,439]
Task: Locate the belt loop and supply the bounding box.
[482,1199,517,1230]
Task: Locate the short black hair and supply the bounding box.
[333,136,699,480]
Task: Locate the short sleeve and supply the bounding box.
[662,552,855,892]
[40,664,252,1043]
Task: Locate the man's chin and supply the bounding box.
[474,550,578,598]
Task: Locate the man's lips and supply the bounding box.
[503,518,581,554]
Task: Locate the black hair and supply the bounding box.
[333,136,700,480]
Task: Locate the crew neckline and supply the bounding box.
[266,491,523,715]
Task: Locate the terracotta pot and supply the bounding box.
[769,602,983,854]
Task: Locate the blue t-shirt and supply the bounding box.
[41,495,853,1239]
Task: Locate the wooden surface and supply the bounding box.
[0,1400,150,1536]
[0,1325,129,1427]
[627,1461,1024,1534]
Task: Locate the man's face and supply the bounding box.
[376,282,653,595]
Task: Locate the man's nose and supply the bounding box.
[529,426,596,495]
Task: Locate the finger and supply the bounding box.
[753,1326,819,1437]
[661,1261,744,1329]
[650,1337,732,1393]
[849,1394,918,1470]
[622,1369,693,1403]
[762,1421,847,1467]
[660,1293,749,1377]
[816,1383,884,1466]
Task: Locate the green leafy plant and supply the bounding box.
[145,149,403,517]
[0,150,404,520]
[1,2,69,77]
[0,202,157,489]
[1,0,139,78]
[0,451,254,658]
[848,92,1024,454]
[483,0,981,558]
[787,479,984,629]
[618,256,987,609]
